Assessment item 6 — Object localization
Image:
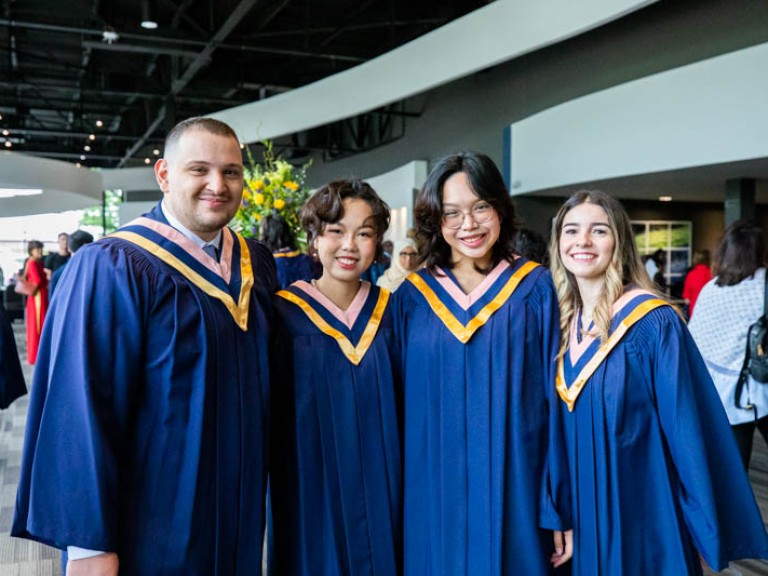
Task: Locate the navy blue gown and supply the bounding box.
[0,301,26,408]
[558,291,768,575]
[12,205,276,575]
[270,281,402,575]
[273,249,319,288]
[392,258,569,576]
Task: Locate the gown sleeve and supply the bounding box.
[0,302,26,408]
[650,307,768,571]
[12,242,147,551]
[533,272,572,532]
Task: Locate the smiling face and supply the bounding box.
[154,127,244,241]
[315,198,378,289]
[559,201,615,287]
[440,171,500,269]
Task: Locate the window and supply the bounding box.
[632,220,692,296]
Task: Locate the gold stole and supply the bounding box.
[556,298,669,412]
[406,260,539,344]
[276,289,390,366]
[110,229,254,331]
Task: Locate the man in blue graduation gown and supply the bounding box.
[12,117,277,576]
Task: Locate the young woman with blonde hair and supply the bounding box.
[549,190,768,575]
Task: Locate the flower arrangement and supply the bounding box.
[232,141,312,244]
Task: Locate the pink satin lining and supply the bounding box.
[293,280,371,329]
[128,217,234,284]
[433,260,511,311]
[568,288,654,365]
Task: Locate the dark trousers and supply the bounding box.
[732,415,768,469]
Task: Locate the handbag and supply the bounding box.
[734,272,768,410]
[13,274,36,297]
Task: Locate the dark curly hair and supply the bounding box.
[260,213,297,252]
[300,178,390,261]
[414,151,518,274]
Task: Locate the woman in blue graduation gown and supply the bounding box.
[549,190,768,575]
[392,152,572,575]
[270,179,401,575]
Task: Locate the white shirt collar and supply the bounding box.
[160,200,222,250]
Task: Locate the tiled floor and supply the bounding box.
[1,318,768,575]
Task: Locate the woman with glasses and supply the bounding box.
[376,237,420,292]
[392,151,571,575]
[549,190,768,575]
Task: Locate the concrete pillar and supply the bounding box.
[725,178,757,226]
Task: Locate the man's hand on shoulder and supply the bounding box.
[66,552,119,576]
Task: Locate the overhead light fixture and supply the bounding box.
[0,188,43,199]
[2,129,8,136]
[95,120,104,128]
[102,27,120,44]
[80,154,86,160]
[144,158,151,164]
[659,196,673,202]
[153,148,160,156]
[4,141,11,148]
[141,0,158,29]
[89,134,96,141]
[84,145,91,152]
[0,113,3,120]
[75,162,82,168]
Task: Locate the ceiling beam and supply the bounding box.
[118,0,276,167]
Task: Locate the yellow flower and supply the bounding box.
[254,213,262,221]
[254,193,265,205]
[274,198,286,210]
[242,189,251,201]
[253,179,264,190]
[284,181,299,191]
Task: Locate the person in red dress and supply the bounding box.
[23,240,49,365]
[683,249,712,318]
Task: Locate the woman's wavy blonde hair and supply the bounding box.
[548,190,657,360]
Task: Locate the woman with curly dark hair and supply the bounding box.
[269,178,402,575]
[393,151,571,575]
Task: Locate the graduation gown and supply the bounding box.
[0,301,26,408]
[392,259,568,576]
[273,249,318,289]
[12,204,277,576]
[270,281,402,575]
[557,291,768,575]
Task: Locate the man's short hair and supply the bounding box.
[163,118,240,161]
[68,230,94,253]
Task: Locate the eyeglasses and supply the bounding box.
[399,251,418,259]
[441,202,495,229]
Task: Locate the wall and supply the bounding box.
[301,0,768,228]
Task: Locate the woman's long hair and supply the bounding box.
[714,220,765,287]
[549,190,656,359]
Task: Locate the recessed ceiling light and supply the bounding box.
[76,162,82,168]
[89,134,96,141]
[80,154,86,160]
[144,157,151,164]
[2,129,9,136]
[96,120,104,128]
[659,196,673,202]
[153,148,160,156]
[84,145,91,152]
[4,141,11,148]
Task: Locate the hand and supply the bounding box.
[551,529,573,568]
[66,553,119,576]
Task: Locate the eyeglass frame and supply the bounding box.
[440,201,496,229]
